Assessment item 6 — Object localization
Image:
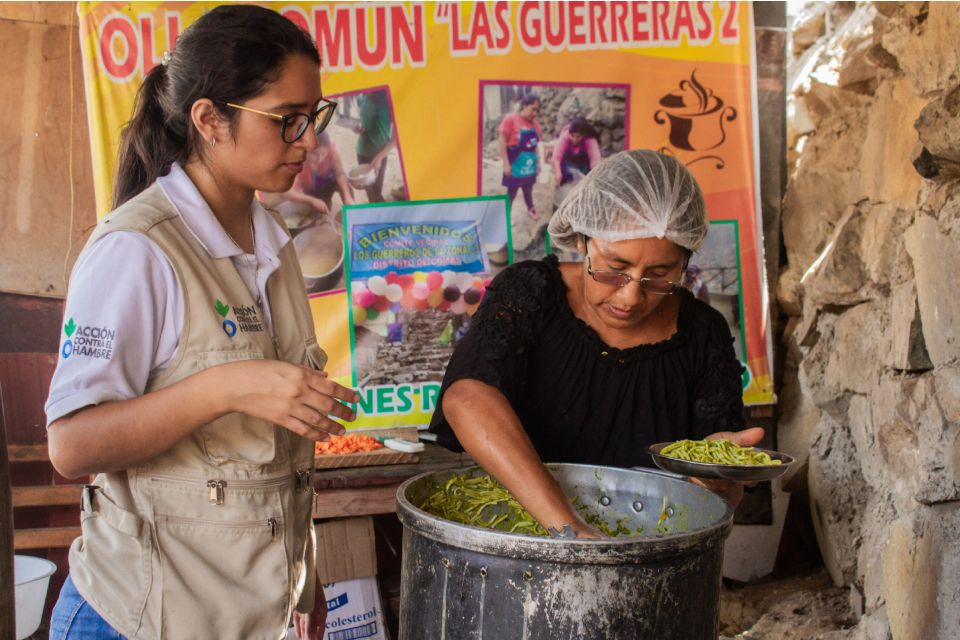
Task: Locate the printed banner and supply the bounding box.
[77,1,775,415]
[343,197,510,429]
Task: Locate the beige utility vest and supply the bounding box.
[68,183,327,640]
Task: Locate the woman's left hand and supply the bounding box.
[689,427,765,509]
[292,577,327,639]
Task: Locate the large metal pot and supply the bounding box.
[396,464,733,640]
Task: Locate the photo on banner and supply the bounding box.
[478,81,630,263]
[687,220,749,387]
[342,196,512,429]
[260,85,409,296]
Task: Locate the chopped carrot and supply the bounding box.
[315,434,383,455]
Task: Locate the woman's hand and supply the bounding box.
[566,518,607,540]
[310,197,329,217]
[219,360,360,440]
[689,427,765,509]
[292,576,327,639]
[502,160,512,177]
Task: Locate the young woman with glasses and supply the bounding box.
[45,6,357,639]
[430,150,762,538]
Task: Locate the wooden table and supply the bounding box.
[312,443,473,519]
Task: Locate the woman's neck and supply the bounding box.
[183,159,255,253]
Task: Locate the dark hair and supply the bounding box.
[113,5,320,207]
[520,93,541,108]
[568,117,598,140]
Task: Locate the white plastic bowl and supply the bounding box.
[347,163,376,189]
[15,555,57,640]
[293,224,345,292]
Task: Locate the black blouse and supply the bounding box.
[429,256,745,468]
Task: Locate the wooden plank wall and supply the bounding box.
[0,1,97,622]
[0,1,97,299]
[0,293,77,622]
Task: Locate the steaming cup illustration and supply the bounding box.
[655,71,737,152]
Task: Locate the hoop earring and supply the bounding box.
[209,138,217,148]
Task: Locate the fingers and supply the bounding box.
[301,367,360,404]
[730,427,765,446]
[706,426,765,446]
[289,403,347,439]
[690,477,745,508]
[292,611,323,640]
[300,387,357,423]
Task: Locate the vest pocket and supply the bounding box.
[197,348,283,464]
[73,488,150,634]
[155,514,289,639]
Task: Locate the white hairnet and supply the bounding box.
[548,149,708,252]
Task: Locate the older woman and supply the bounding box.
[429,150,761,537]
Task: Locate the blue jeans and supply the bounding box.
[49,576,127,640]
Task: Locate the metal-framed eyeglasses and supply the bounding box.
[220,98,337,143]
[585,255,682,295]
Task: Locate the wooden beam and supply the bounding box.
[14,526,80,550]
[12,484,81,507]
[7,443,48,462]
[313,484,400,519]
[0,2,77,28]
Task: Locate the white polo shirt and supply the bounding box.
[45,163,292,426]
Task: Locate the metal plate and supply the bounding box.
[647,442,795,482]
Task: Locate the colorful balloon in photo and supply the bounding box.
[367,275,388,296]
[443,285,461,302]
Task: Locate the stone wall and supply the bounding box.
[780,3,960,638]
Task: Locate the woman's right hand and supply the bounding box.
[220,360,360,440]
[502,161,512,177]
[558,517,606,540]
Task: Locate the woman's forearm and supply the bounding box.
[442,379,584,532]
[49,360,358,479]
[48,366,230,478]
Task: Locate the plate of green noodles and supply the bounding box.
[648,439,794,481]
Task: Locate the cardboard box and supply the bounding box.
[311,517,387,639]
[321,577,386,640]
[286,577,386,640]
[315,517,377,584]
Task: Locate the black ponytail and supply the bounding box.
[112,5,320,207]
[113,64,182,208]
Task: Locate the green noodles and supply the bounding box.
[419,475,646,537]
[420,475,547,535]
[660,439,782,466]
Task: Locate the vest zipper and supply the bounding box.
[207,479,225,505]
[159,513,282,539]
[147,472,292,506]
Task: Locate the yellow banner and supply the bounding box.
[78,1,775,422]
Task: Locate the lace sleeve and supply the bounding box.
[471,259,554,362]
[428,259,556,451]
[691,310,746,435]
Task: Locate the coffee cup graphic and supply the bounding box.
[654,70,737,153]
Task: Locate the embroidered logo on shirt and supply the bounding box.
[214,299,264,337]
[215,298,236,337]
[61,317,116,360]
